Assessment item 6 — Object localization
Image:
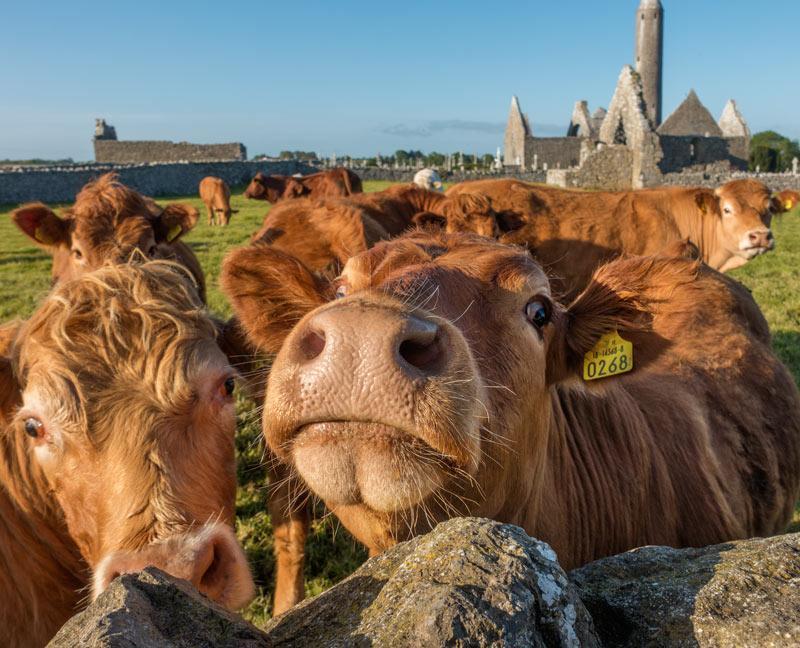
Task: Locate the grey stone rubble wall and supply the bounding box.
[354,167,548,184]
[656,170,800,190]
[94,140,246,164]
[0,161,317,206]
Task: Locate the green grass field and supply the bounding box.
[1,181,798,626]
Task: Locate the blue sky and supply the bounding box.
[2,0,798,160]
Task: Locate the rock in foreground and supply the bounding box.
[48,567,268,647]
[264,517,598,646]
[49,517,598,647]
[570,532,800,647]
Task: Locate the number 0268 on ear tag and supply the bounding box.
[583,331,633,381]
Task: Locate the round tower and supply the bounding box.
[635,0,664,128]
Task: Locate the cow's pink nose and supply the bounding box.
[93,524,255,610]
[748,230,773,248]
[296,307,443,378]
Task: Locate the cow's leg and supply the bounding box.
[268,456,310,615]
[206,204,215,226]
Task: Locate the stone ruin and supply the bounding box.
[503,0,751,189]
[92,119,247,164]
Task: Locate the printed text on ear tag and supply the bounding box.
[583,330,633,381]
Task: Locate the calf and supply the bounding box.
[223,232,800,571]
[11,173,206,302]
[244,168,363,203]
[199,176,238,226]
[775,189,800,213]
[0,262,253,646]
[445,178,780,296]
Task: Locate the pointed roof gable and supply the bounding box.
[657,90,723,137]
[506,95,531,137]
[718,99,751,139]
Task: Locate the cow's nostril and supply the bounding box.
[299,329,326,360]
[399,336,441,372]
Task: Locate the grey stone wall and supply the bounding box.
[657,170,800,190]
[355,167,548,185]
[573,145,634,190]
[0,160,316,206]
[530,137,583,169]
[94,140,246,164]
[659,136,747,173]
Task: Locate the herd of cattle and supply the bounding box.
[2,167,800,645]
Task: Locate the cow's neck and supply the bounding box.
[528,384,679,569]
[0,429,85,642]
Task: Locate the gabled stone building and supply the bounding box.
[503,0,751,188]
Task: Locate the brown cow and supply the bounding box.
[445,178,778,296]
[249,198,391,277]
[244,168,363,203]
[11,173,206,302]
[222,231,800,573]
[246,185,499,279]
[199,176,238,226]
[0,262,254,646]
[776,189,800,213]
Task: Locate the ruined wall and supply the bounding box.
[659,136,747,173]
[572,145,634,190]
[529,138,583,169]
[0,160,313,205]
[94,140,247,164]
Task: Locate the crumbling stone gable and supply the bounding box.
[503,96,531,166]
[657,90,723,137]
[568,101,596,138]
[718,100,751,140]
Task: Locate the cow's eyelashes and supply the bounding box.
[334,284,348,299]
[525,298,551,328]
[23,417,45,440]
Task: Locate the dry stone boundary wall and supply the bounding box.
[0,161,318,206]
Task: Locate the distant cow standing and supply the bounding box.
[244,168,363,203]
[199,176,238,226]
[11,173,206,302]
[0,262,254,646]
[223,232,800,573]
[445,178,779,297]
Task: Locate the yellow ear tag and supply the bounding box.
[166,224,183,242]
[583,330,633,381]
[34,226,54,245]
[786,200,794,211]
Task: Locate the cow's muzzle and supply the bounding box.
[92,523,255,610]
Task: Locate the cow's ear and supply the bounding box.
[546,260,650,384]
[284,179,306,198]
[154,203,199,243]
[220,245,332,354]
[412,211,447,229]
[770,195,790,214]
[495,210,526,233]
[11,203,70,248]
[695,192,717,215]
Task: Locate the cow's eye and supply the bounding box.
[23,417,44,439]
[219,377,235,399]
[147,245,157,256]
[525,299,550,328]
[71,248,83,259]
[335,284,348,299]
[723,206,732,215]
